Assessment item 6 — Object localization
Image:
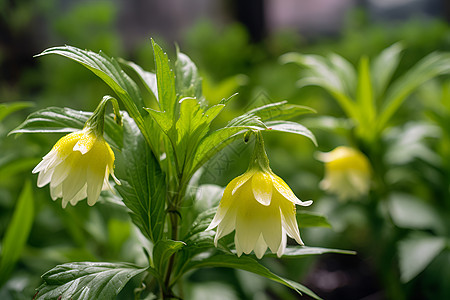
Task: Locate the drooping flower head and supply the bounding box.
[317,146,371,200]
[32,96,121,208]
[207,132,312,259]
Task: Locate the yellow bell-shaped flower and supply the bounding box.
[317,146,371,200]
[207,133,312,259]
[32,96,121,208]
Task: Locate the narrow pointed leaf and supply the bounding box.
[9,107,123,149]
[246,101,316,122]
[378,52,450,130]
[296,211,332,228]
[0,181,34,286]
[35,45,153,148]
[371,42,403,98]
[184,254,322,299]
[265,120,317,146]
[153,240,186,274]
[175,50,203,103]
[0,102,33,122]
[120,59,158,100]
[280,246,356,257]
[152,39,177,118]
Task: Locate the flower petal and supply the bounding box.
[272,174,312,206]
[214,214,237,247]
[61,164,87,203]
[87,167,105,206]
[37,167,54,188]
[279,200,304,245]
[73,131,97,155]
[260,204,282,253]
[232,170,255,195]
[277,229,287,257]
[252,171,272,206]
[253,235,268,259]
[207,177,240,230]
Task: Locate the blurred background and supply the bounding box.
[1,0,450,299]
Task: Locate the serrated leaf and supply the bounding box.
[152,39,177,118]
[9,106,123,149]
[0,181,34,286]
[183,254,322,299]
[265,120,317,146]
[153,240,186,274]
[0,101,33,122]
[36,45,153,148]
[245,101,316,122]
[296,211,332,228]
[35,262,146,300]
[398,234,446,282]
[116,116,165,243]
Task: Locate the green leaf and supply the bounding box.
[0,101,33,122]
[265,120,317,146]
[378,52,450,131]
[120,58,158,99]
[35,262,146,300]
[9,106,123,149]
[371,42,403,98]
[152,39,177,118]
[189,127,248,176]
[175,49,203,103]
[183,254,322,299]
[36,46,153,148]
[245,101,316,122]
[297,211,332,228]
[281,52,358,120]
[116,116,166,243]
[0,157,41,181]
[280,246,356,257]
[153,240,186,274]
[0,181,34,286]
[398,234,446,282]
[388,193,444,232]
[356,56,376,135]
[145,108,173,134]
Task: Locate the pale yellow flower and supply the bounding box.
[317,146,371,200]
[207,169,312,259]
[33,129,119,208]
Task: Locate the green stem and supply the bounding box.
[84,95,122,136]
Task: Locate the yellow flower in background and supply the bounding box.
[207,133,312,259]
[317,146,371,200]
[33,129,120,208]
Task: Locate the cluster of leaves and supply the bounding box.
[7,40,353,299]
[284,43,450,298]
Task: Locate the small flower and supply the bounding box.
[317,146,371,200]
[207,133,312,259]
[32,96,122,208]
[33,129,120,208]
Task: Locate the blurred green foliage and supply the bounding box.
[1,1,450,299]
